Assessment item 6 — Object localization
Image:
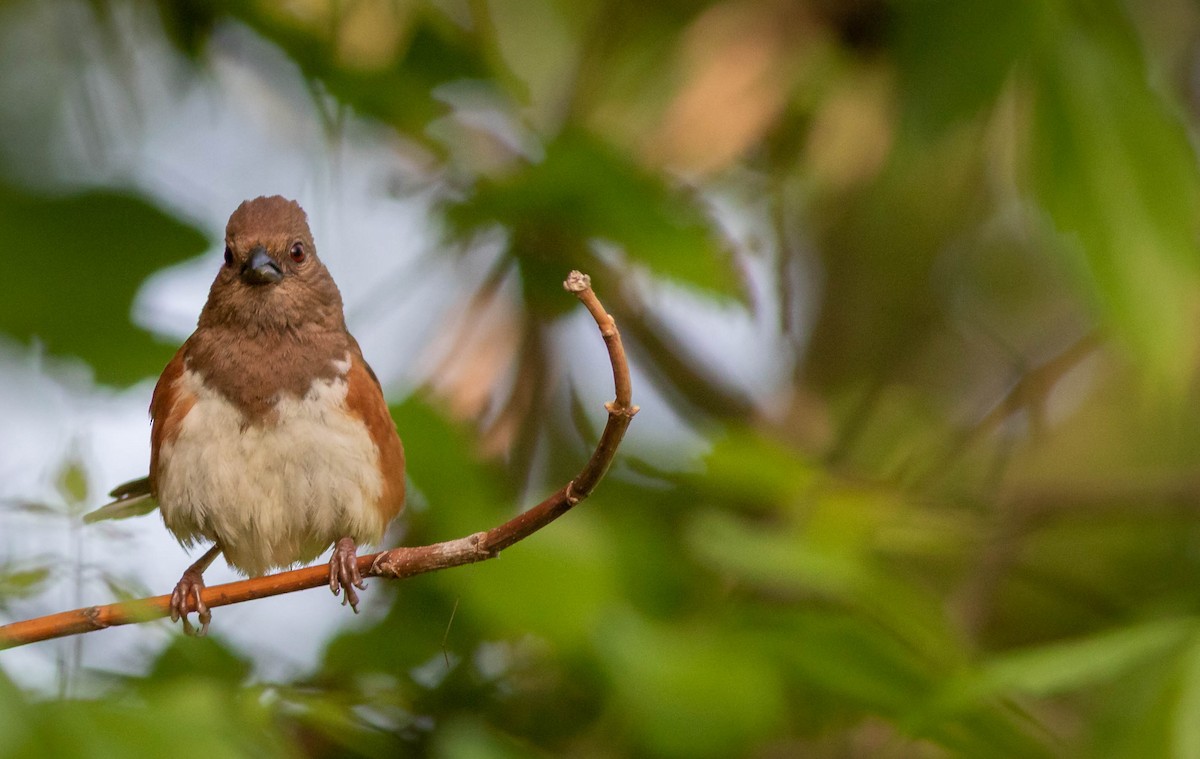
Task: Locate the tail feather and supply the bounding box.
[108,476,151,499]
[85,477,159,523]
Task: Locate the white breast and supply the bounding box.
[156,365,385,576]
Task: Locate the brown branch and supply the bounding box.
[589,261,755,421]
[0,271,637,651]
[968,331,1102,441]
[922,331,1103,485]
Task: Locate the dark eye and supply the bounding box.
[223,245,234,267]
[290,242,305,263]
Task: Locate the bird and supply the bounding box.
[88,195,406,635]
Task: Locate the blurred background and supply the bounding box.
[2,0,1200,756]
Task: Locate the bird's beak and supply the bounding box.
[241,246,284,286]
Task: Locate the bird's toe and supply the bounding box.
[170,568,210,637]
[329,537,366,613]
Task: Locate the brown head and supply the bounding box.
[184,196,361,419]
[198,196,346,336]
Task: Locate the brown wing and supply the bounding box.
[345,352,406,524]
[148,345,196,498]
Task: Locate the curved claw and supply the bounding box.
[169,568,211,637]
[329,537,367,613]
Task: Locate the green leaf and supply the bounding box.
[686,508,864,598]
[0,675,293,759]
[145,634,253,685]
[1027,12,1200,388]
[435,509,622,648]
[0,566,51,604]
[760,608,1048,755]
[214,3,490,141]
[896,0,1043,136]
[948,619,1195,703]
[1173,635,1200,759]
[687,501,970,666]
[594,610,786,758]
[695,426,819,509]
[276,686,398,757]
[56,456,88,505]
[0,186,207,385]
[390,398,513,536]
[432,717,536,759]
[772,609,932,712]
[448,131,738,306]
[0,671,31,758]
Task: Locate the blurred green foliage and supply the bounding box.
[5,0,1200,757]
[0,187,206,384]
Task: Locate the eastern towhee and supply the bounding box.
[91,196,406,635]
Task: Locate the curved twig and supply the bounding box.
[0,271,636,650]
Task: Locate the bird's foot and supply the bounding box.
[329,537,367,613]
[169,567,211,637]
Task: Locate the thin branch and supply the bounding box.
[922,331,1102,486]
[0,271,637,651]
[597,264,755,420]
[968,331,1101,442]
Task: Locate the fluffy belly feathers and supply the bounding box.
[156,368,386,576]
